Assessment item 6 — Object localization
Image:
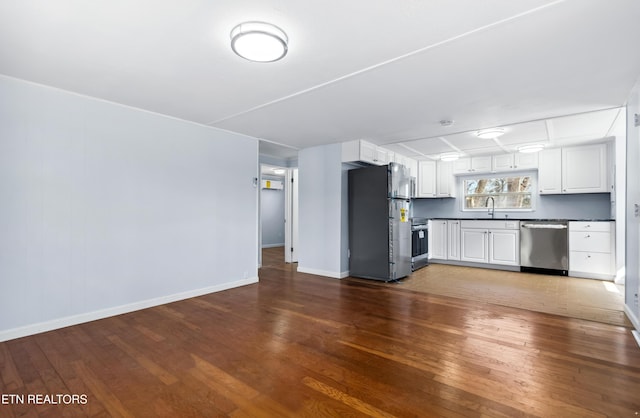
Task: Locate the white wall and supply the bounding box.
[625,80,640,330]
[297,144,347,278]
[0,75,259,341]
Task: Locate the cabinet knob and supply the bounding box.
[586,234,591,238]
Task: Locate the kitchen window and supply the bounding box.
[463,175,533,211]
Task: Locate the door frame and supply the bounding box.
[285,168,299,263]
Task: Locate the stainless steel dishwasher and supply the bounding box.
[520,220,568,275]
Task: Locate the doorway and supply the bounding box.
[258,164,298,267]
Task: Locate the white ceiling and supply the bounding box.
[1,1,638,161]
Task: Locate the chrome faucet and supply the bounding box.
[485,196,495,219]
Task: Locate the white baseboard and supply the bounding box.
[261,243,285,249]
[624,303,640,333]
[0,277,258,343]
[297,266,348,279]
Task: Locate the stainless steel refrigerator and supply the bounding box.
[348,163,412,281]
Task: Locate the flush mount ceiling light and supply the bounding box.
[440,153,460,162]
[476,128,505,139]
[230,21,288,62]
[517,144,545,153]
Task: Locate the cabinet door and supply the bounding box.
[492,154,514,171]
[447,221,461,260]
[452,158,472,174]
[538,148,562,194]
[489,229,520,265]
[437,161,454,197]
[429,220,448,259]
[359,140,378,164]
[376,148,393,165]
[471,156,492,173]
[514,152,538,169]
[418,161,437,198]
[562,144,607,193]
[406,157,418,179]
[460,229,488,263]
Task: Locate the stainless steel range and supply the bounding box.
[411,218,429,271]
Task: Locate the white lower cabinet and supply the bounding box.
[459,221,520,266]
[488,229,520,265]
[447,220,461,260]
[429,220,448,259]
[569,221,615,279]
[460,228,519,265]
[429,219,461,260]
[430,219,520,268]
[460,229,489,263]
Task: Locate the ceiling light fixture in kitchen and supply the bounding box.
[517,144,545,153]
[476,128,505,139]
[440,153,460,162]
[230,21,288,62]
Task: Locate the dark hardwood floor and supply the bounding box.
[1,247,639,417]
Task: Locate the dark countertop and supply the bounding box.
[415,217,615,222]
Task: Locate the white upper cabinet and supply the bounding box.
[514,152,539,170]
[342,139,392,166]
[437,161,454,197]
[418,160,437,197]
[418,160,454,198]
[493,153,539,172]
[538,143,608,194]
[492,154,515,172]
[393,153,418,178]
[452,156,492,174]
[561,143,608,194]
[538,148,562,194]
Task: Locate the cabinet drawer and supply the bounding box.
[459,220,518,230]
[569,221,611,232]
[569,251,613,275]
[569,231,611,253]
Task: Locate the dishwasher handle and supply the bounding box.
[521,223,568,229]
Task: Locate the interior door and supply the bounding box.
[285,168,299,263]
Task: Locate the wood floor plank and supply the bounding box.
[1,246,639,417]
